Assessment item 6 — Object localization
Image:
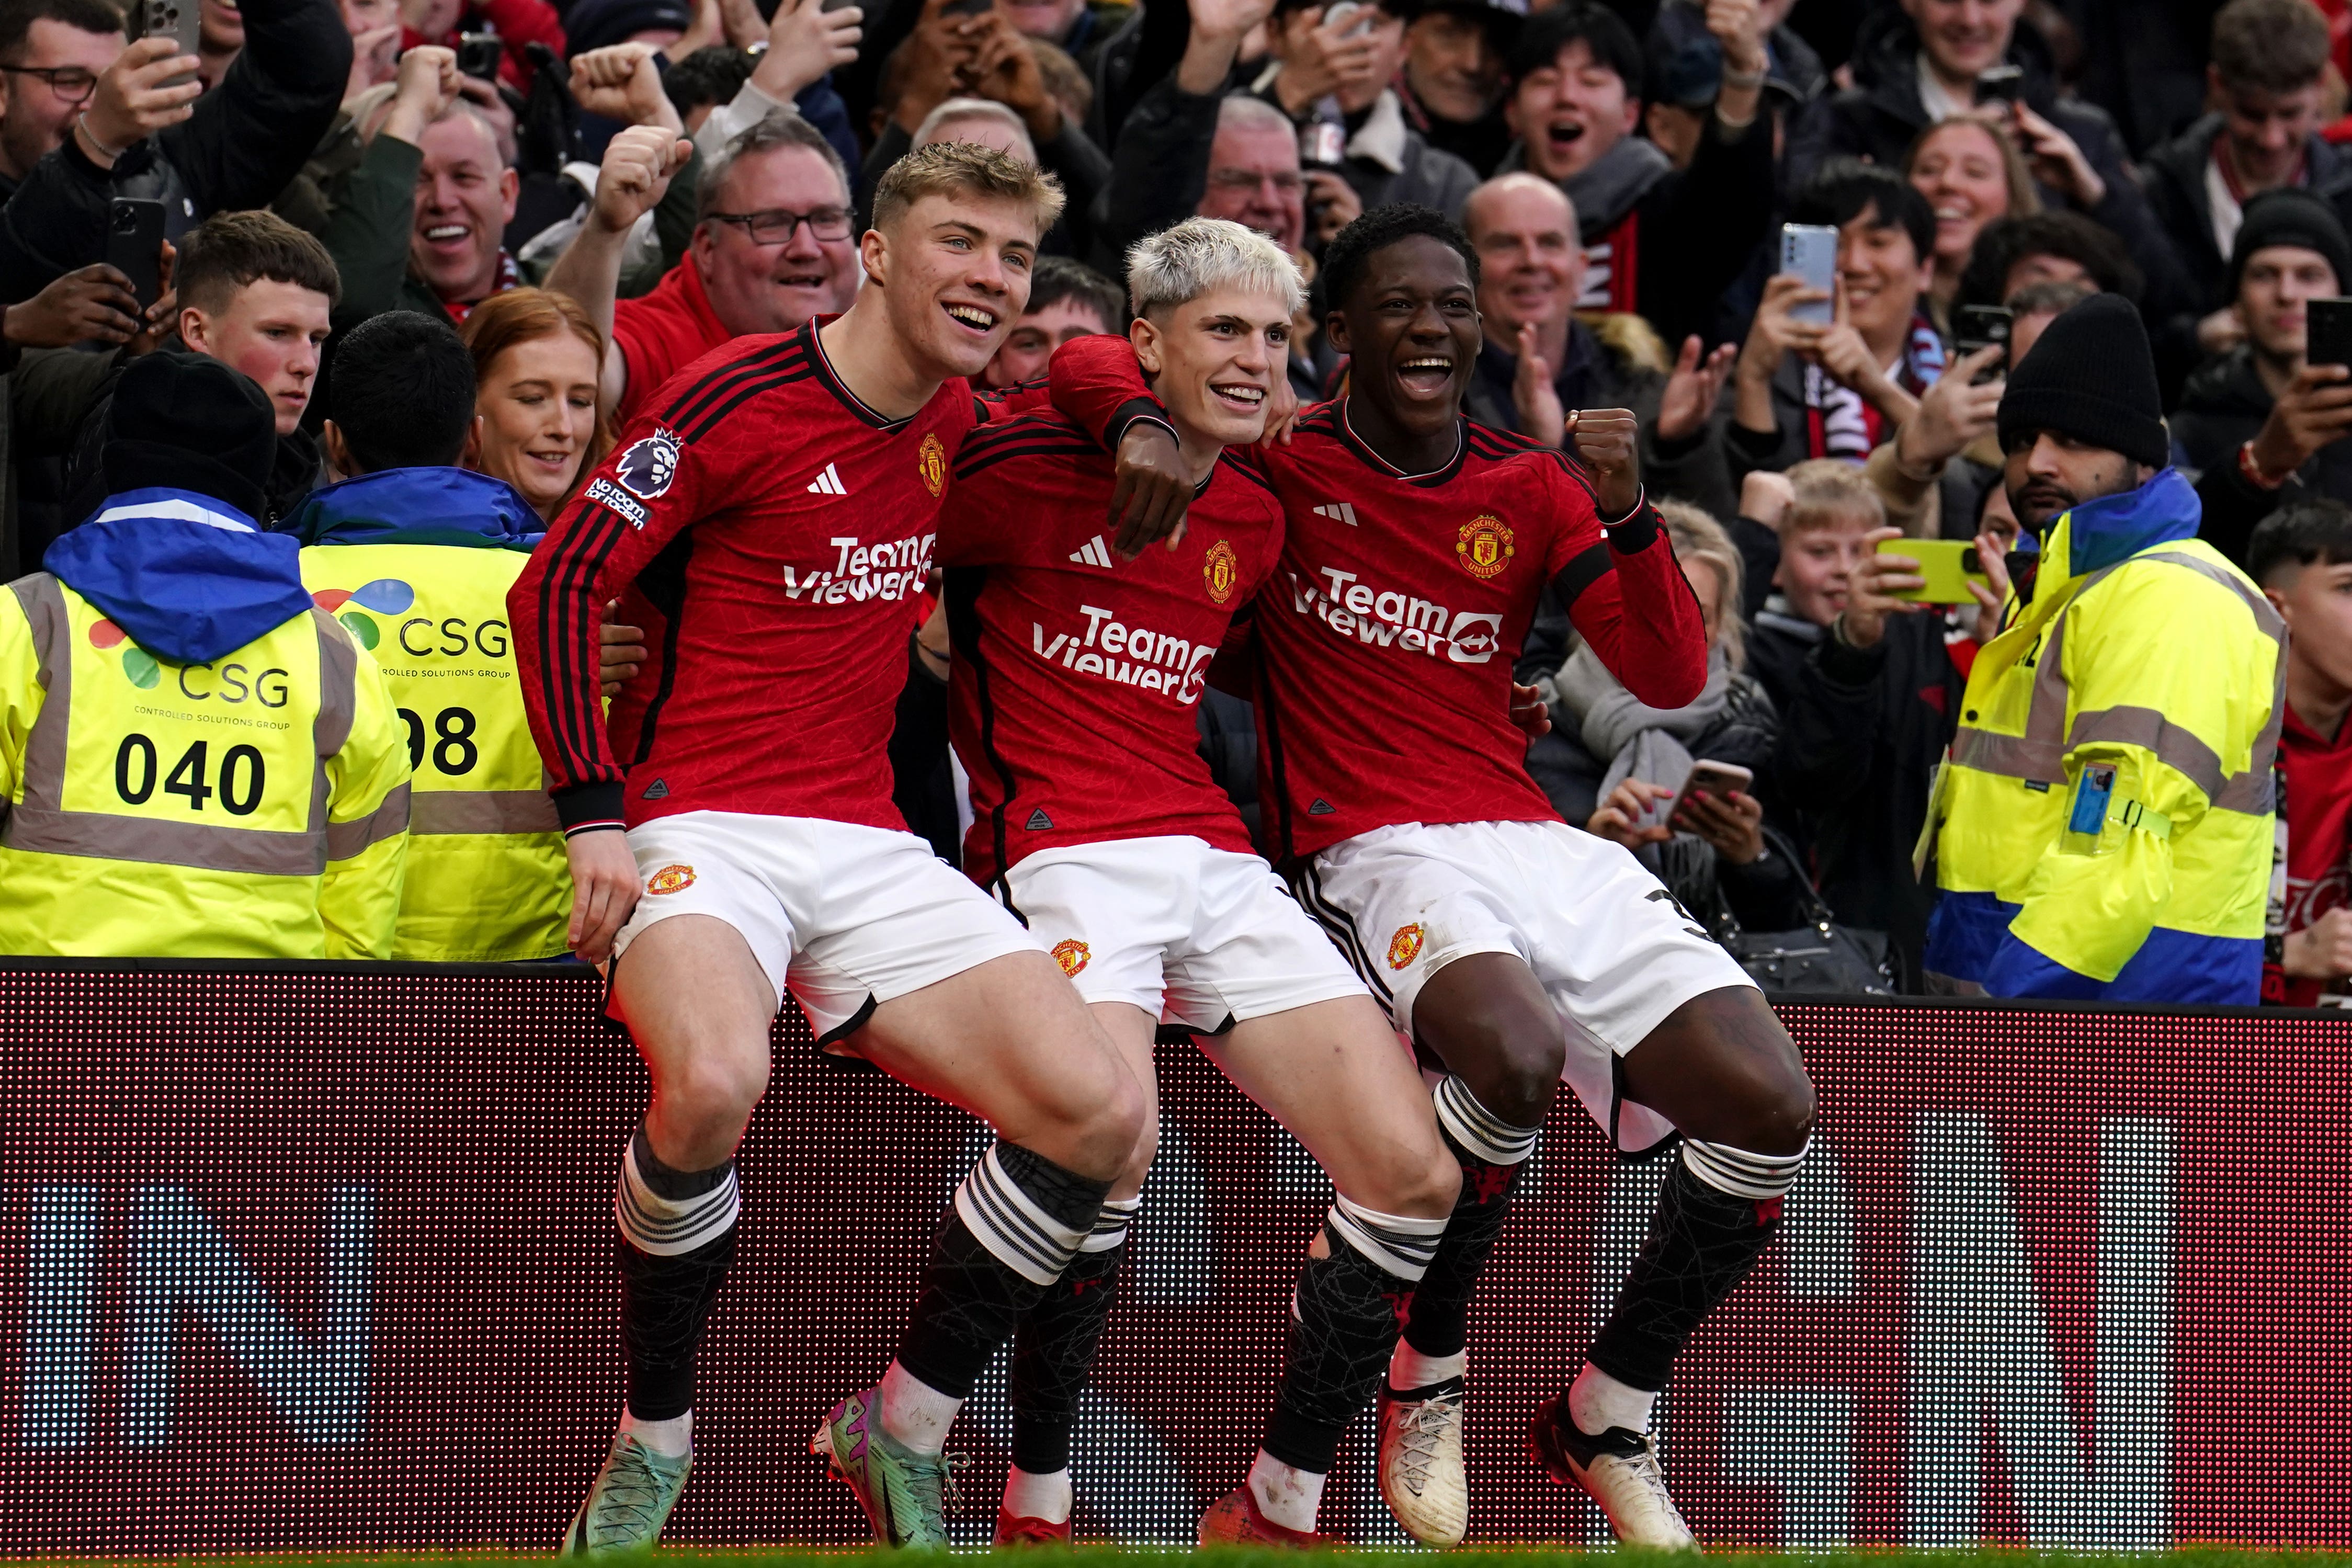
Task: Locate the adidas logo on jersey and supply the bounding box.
[1312,502,1358,525]
[642,778,670,800]
[1067,535,1114,569]
[1026,808,1054,831]
[1309,799,1336,815]
[805,462,848,496]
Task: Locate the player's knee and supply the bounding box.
[1391,1140,1463,1220]
[1739,1067,1815,1156]
[1060,1061,1150,1181]
[664,1048,770,1142]
[1471,1027,1565,1127]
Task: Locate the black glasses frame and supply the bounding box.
[705,207,856,244]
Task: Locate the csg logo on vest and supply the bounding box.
[87,619,291,703]
[310,582,508,662]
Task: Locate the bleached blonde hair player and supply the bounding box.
[930,215,1465,1548]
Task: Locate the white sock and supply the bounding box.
[619,1406,692,1458]
[878,1360,963,1456]
[1003,1464,1074,1523]
[1568,1361,1657,1437]
[1390,1339,1468,1392]
[1247,1449,1326,1534]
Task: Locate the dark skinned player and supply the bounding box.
[1051,205,1815,1547]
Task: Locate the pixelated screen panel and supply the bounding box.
[0,966,2346,1552]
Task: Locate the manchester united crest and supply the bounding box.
[1456,515,1514,579]
[1387,923,1425,969]
[917,432,947,497]
[1051,938,1091,977]
[646,864,697,895]
[1203,539,1239,604]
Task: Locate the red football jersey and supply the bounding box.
[513,320,989,832]
[940,409,1283,885]
[1042,333,1710,861]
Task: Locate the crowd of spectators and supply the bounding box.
[0,0,2349,1005]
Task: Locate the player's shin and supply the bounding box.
[1395,1075,1542,1388]
[1001,1196,1140,1534]
[1252,1195,1447,1535]
[565,1126,735,1552]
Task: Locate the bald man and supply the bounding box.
[1460,172,1734,518]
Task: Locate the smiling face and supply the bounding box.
[1505,37,1638,183]
[867,190,1040,381]
[985,292,1112,388]
[1133,283,1290,455]
[2241,243,2341,368]
[1837,206,1928,344]
[1405,9,1504,125]
[179,278,334,437]
[473,327,601,517]
[1464,175,1580,342]
[2217,78,2326,190]
[1910,119,2010,267]
[692,144,859,338]
[1901,0,2024,87]
[1328,233,1482,442]
[411,111,518,305]
[0,18,124,184]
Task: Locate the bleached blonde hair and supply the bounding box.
[1125,217,1306,323]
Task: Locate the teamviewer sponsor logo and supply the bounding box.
[1030,605,1214,703]
[782,533,936,606]
[1283,564,1502,664]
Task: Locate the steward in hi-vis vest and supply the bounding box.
[0,354,411,957]
[289,467,571,961]
[1922,297,2282,1004]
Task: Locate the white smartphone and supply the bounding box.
[1780,223,1838,326]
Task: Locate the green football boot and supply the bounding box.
[810,1385,961,1547]
[561,1430,693,1554]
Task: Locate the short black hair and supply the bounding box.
[1506,2,1642,97]
[663,44,755,118]
[1958,211,2144,308]
[325,311,477,473]
[1321,203,1480,315]
[1027,255,1126,332]
[2251,497,2352,585]
[1791,157,1936,270]
[0,0,126,60]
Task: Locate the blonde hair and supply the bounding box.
[1783,457,1888,537]
[1656,499,1746,671]
[1127,217,1305,322]
[871,140,1065,237]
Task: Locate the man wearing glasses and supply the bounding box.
[549,111,862,427]
[0,0,120,198]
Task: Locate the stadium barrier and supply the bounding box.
[0,961,2345,1552]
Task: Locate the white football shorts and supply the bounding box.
[1291,818,1755,1152]
[1003,835,1369,1032]
[613,810,1041,1040]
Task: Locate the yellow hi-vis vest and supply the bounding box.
[0,574,411,958]
[301,542,570,961]
[1926,499,2282,993]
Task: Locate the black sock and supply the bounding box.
[613,1125,741,1422]
[1400,1076,1540,1373]
[1586,1150,1783,1394]
[1008,1230,1128,1474]
[1263,1199,1444,1473]
[896,1141,1111,1401]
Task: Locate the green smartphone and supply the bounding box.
[1876,537,1988,604]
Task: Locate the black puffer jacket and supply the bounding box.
[1747,607,1964,990]
[0,0,350,302]
[2175,345,2352,567]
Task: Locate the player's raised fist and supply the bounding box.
[1566,406,1642,517]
